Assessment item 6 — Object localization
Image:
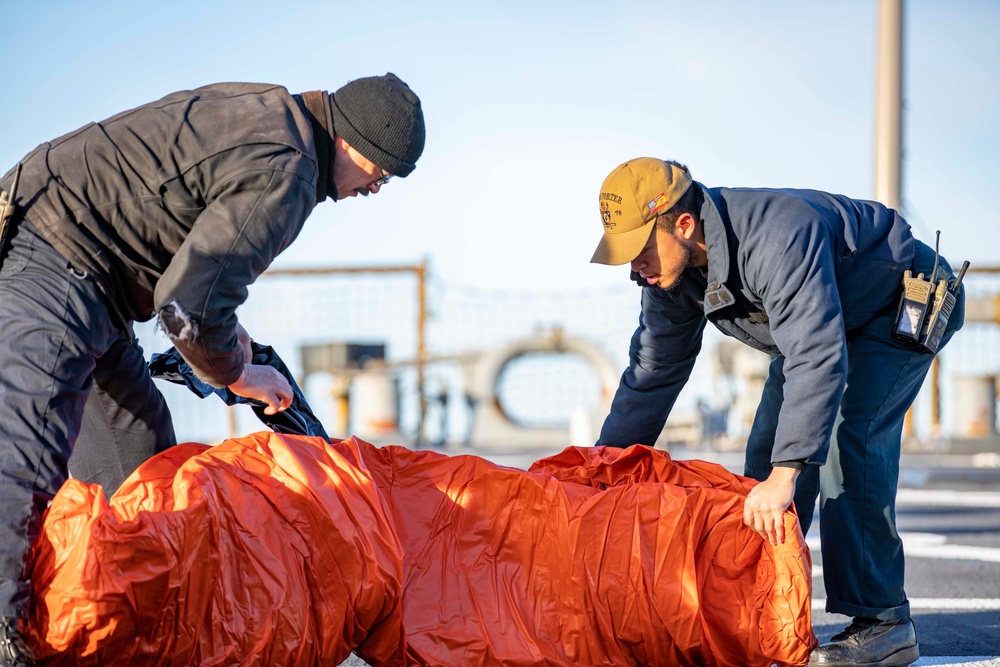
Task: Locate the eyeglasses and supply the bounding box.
[372,169,392,188]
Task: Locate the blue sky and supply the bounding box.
[2,0,997,291]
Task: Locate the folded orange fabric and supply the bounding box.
[27,433,816,666]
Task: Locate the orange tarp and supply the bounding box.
[27,432,816,666]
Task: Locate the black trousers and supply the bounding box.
[0,221,175,617]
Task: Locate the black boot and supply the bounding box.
[809,617,919,667]
[0,617,34,667]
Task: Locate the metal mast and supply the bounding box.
[874,0,904,209]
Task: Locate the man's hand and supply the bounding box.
[743,466,799,545]
[229,362,293,415]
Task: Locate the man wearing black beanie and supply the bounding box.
[0,73,424,666]
[331,72,425,181]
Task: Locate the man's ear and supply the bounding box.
[675,212,699,239]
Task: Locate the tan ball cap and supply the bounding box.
[590,158,693,265]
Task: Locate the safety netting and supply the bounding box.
[26,432,816,666]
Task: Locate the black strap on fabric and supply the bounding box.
[149,342,330,440]
[299,91,336,202]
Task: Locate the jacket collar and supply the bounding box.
[298,91,337,202]
[695,183,736,314]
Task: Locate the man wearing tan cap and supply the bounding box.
[590,158,966,667]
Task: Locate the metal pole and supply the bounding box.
[930,357,941,438]
[416,261,428,447]
[874,0,918,438]
[874,0,903,211]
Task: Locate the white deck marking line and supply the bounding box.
[896,488,1000,508]
[911,659,1000,666]
[812,598,1000,611]
[808,539,1000,568]
[900,532,1000,563]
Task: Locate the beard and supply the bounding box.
[658,244,692,291]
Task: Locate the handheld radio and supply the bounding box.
[920,256,968,355]
[892,230,969,353]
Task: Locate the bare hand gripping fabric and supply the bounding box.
[25,434,816,666]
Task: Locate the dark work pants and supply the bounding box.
[745,239,965,622]
[0,221,175,618]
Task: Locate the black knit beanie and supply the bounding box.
[329,73,425,177]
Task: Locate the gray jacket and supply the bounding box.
[597,183,915,464]
[0,83,326,387]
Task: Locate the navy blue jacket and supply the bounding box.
[597,183,915,465]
